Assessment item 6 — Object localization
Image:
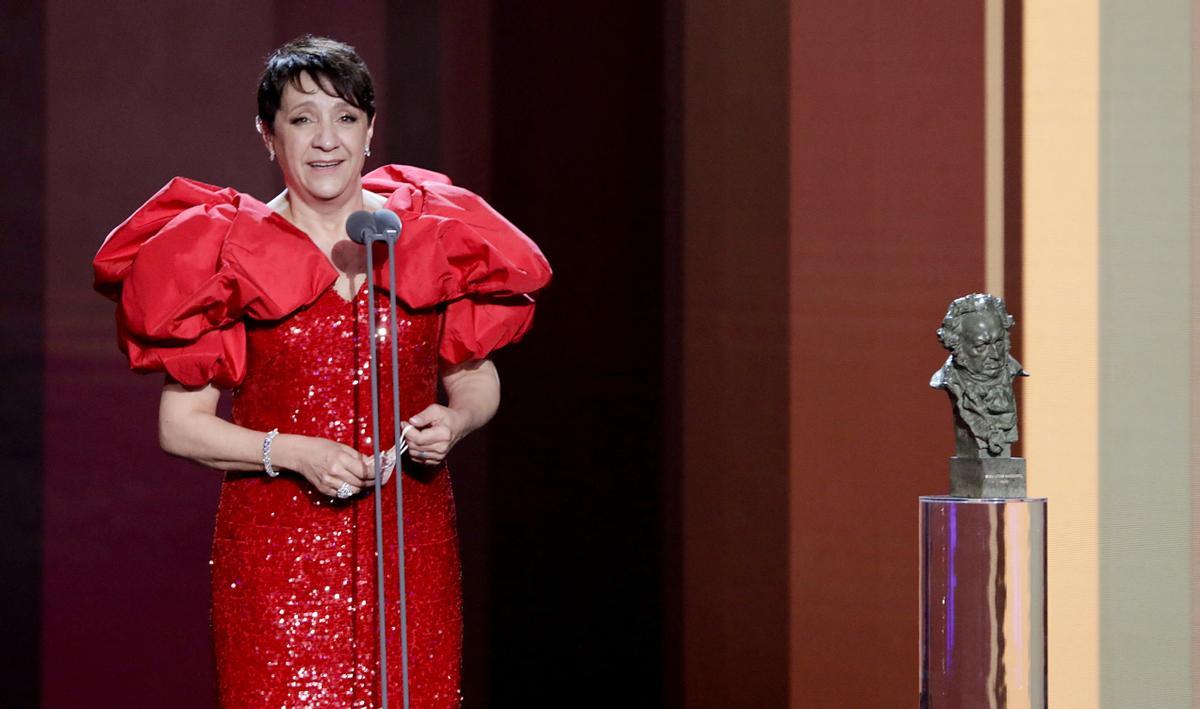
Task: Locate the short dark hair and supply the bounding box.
[256,35,375,132]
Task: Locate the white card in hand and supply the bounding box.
[376,425,413,481]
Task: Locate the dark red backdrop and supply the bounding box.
[14,1,667,706]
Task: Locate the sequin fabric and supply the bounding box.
[213,283,462,707]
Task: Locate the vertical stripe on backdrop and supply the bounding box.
[1098,0,1192,706]
[1023,0,1101,706]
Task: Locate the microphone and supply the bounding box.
[346,210,377,244]
[374,209,402,239]
[348,202,412,707]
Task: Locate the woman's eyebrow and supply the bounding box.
[284,98,354,112]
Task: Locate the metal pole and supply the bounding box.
[365,238,390,708]
[385,233,411,709]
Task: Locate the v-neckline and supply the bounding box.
[330,276,369,305]
[259,202,380,306]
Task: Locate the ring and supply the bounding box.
[335,481,354,499]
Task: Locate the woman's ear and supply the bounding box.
[255,116,275,160]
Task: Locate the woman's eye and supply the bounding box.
[339,115,358,123]
[290,116,310,125]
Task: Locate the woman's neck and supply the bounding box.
[268,186,364,244]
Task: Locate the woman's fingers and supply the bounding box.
[320,470,358,498]
[407,404,449,429]
[324,448,378,497]
[302,418,458,494]
[337,445,373,482]
[402,421,455,466]
[410,449,444,466]
[330,453,372,493]
[404,424,451,448]
[361,452,382,484]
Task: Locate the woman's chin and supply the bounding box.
[297,175,359,203]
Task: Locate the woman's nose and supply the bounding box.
[313,123,338,150]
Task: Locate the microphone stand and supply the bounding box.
[352,210,411,709]
[376,209,411,709]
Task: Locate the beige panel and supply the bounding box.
[1097,1,1192,705]
[1023,1,1100,706]
[1194,0,1200,696]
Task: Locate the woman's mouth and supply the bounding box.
[308,160,343,170]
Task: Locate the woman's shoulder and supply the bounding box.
[361,164,450,215]
[106,175,289,236]
[359,164,551,299]
[362,164,452,193]
[92,176,337,388]
[358,164,554,367]
[95,176,325,295]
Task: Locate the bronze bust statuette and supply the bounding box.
[930,293,1029,497]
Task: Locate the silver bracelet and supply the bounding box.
[262,428,280,477]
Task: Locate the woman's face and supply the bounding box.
[264,72,374,205]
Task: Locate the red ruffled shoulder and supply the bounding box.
[93,177,337,388]
[363,165,552,366]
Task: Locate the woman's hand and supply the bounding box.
[403,405,470,467]
[158,381,374,497]
[393,359,502,468]
[400,358,502,467]
[273,434,373,497]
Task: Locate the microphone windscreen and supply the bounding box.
[346,210,376,244]
[373,208,402,235]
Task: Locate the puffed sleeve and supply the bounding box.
[93,177,337,388]
[363,165,553,366]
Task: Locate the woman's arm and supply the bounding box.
[158,380,374,496]
[404,359,501,466]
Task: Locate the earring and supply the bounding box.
[268,147,275,161]
[364,146,372,157]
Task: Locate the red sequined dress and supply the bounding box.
[93,165,551,707]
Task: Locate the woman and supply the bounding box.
[93,36,551,706]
